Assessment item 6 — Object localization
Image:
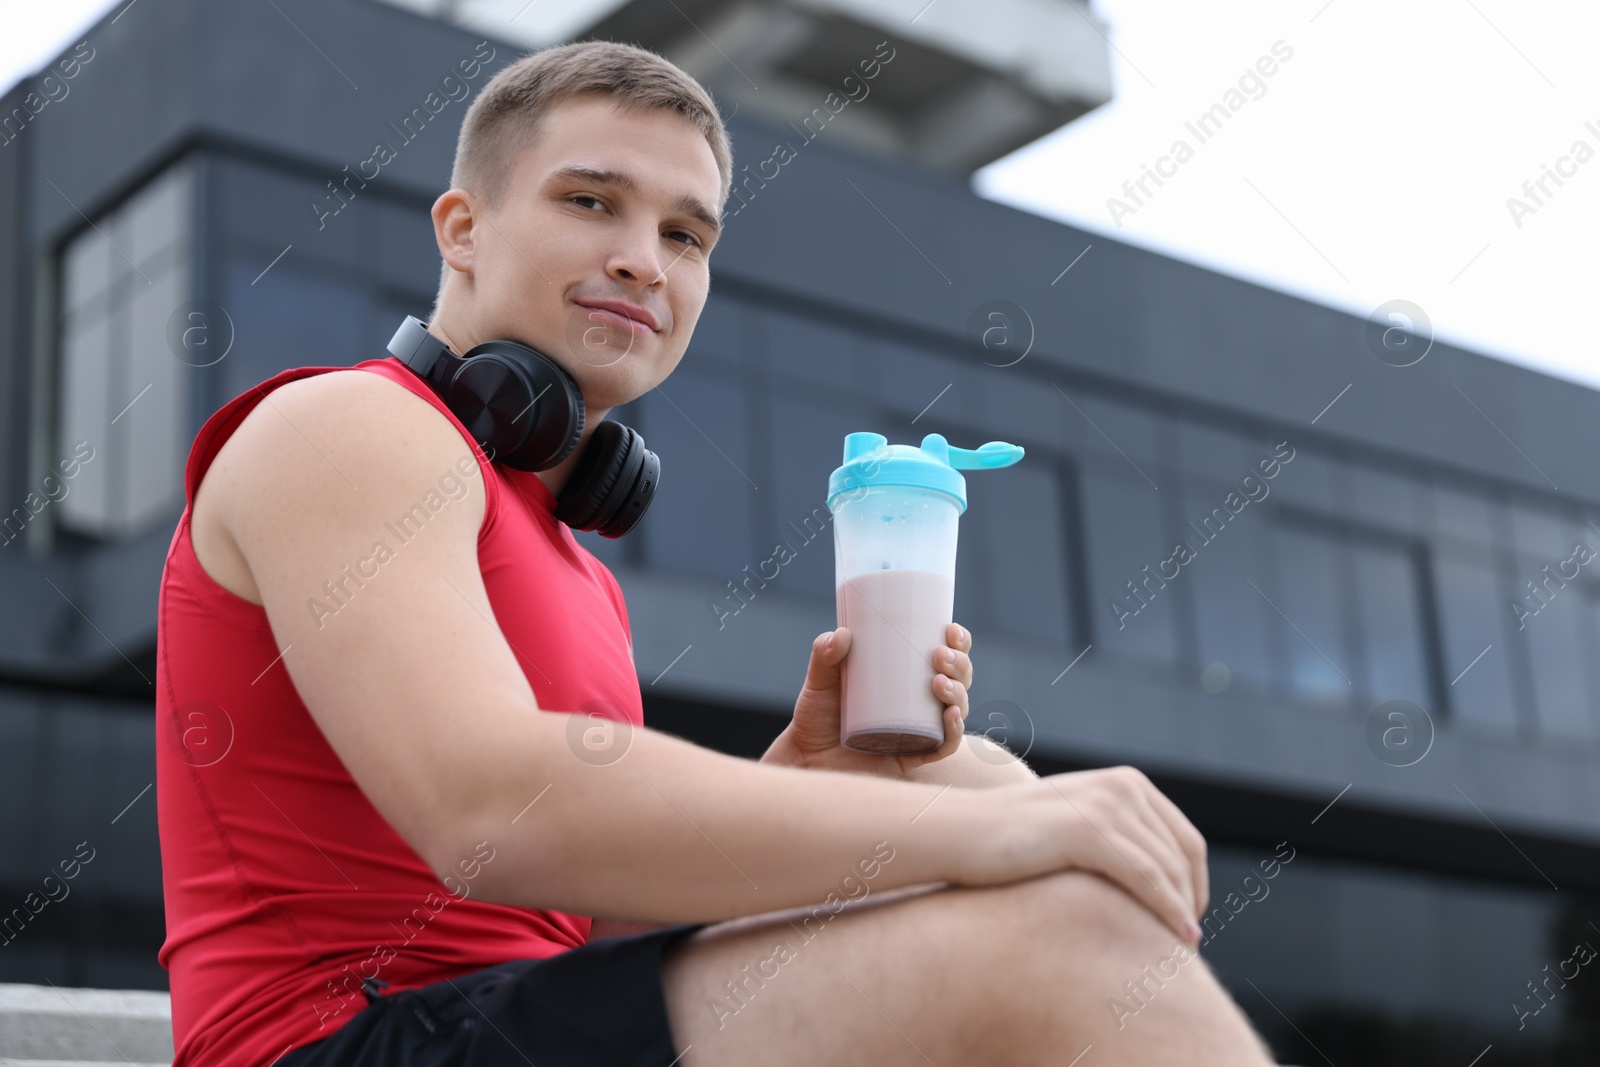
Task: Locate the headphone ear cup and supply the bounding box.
[444,346,584,471]
[556,420,659,538]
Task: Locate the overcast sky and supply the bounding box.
[7,0,1596,390]
[973,0,1600,392]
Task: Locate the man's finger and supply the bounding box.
[947,621,971,653]
[932,667,967,715]
[942,625,974,694]
[935,704,964,759]
[935,647,973,689]
[1142,781,1210,917]
[800,627,851,684]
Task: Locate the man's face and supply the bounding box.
[434,92,723,412]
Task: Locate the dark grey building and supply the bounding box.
[2,1,1597,1063]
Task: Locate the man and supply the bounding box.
[155,39,1276,1067]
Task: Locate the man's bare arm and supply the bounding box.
[217,371,975,924]
[216,370,1211,943]
[595,740,1035,939]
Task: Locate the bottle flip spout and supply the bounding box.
[924,433,1024,471]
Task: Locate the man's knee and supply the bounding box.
[999,869,1176,953]
[937,867,1202,999]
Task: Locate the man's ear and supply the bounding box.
[432,189,478,276]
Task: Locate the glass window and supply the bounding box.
[688,294,749,364]
[1256,442,1334,511]
[764,307,865,392]
[946,362,994,433]
[1521,583,1597,741]
[56,158,195,540]
[221,257,368,397]
[1263,517,1438,713]
[54,312,111,530]
[220,156,362,270]
[1580,511,1600,549]
[1267,524,1356,708]
[1350,466,1422,535]
[1510,503,1573,562]
[964,464,1071,649]
[1433,550,1519,733]
[1066,392,1159,466]
[1080,467,1178,664]
[872,337,945,421]
[987,371,1067,452]
[1350,540,1431,707]
[871,335,985,437]
[1430,480,1498,547]
[1186,477,1275,693]
[635,367,757,583]
[1582,590,1600,722]
[1175,420,1246,481]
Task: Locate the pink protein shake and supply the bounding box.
[838,568,955,753]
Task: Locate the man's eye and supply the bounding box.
[667,230,701,248]
[570,194,604,210]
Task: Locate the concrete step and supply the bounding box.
[0,984,171,1064]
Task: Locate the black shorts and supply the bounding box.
[276,922,707,1067]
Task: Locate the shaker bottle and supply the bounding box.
[826,431,1024,755]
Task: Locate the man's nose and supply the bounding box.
[607,226,667,286]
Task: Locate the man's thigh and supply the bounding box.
[659,870,1201,1067]
[659,880,982,1067]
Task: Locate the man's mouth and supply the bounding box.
[575,298,660,336]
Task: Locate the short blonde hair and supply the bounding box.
[450,39,731,213]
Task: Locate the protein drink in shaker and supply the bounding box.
[827,431,1024,755]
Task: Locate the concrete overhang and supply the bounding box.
[577,0,1114,175]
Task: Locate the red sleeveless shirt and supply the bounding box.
[154,358,641,1066]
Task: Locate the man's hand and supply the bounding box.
[762,622,972,778]
[961,768,1210,948]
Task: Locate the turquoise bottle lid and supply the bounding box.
[827,432,1024,515]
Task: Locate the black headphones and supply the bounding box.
[385,315,658,539]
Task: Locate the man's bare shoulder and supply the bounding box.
[217,368,475,501]
[229,368,455,460]
[196,369,486,594]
